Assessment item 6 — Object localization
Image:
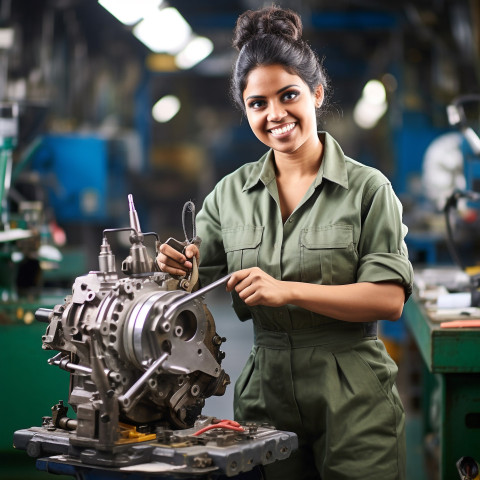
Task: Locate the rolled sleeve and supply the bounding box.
[356,183,414,300]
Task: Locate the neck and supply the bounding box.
[274,136,323,178]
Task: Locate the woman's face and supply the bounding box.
[242,64,323,156]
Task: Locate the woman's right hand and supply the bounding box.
[156,243,200,277]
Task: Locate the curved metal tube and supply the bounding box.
[163,274,232,322]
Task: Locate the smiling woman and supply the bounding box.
[156,5,413,480]
[241,64,323,198]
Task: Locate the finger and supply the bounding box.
[184,244,199,260]
[237,283,256,301]
[156,251,185,269]
[156,257,190,276]
[242,289,261,306]
[183,244,200,269]
[159,243,187,265]
[235,276,254,294]
[156,250,189,275]
[226,269,252,291]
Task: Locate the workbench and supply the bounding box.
[403,268,480,480]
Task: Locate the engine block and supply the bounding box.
[38,195,229,447]
[13,195,298,476]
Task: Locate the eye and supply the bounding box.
[248,99,265,109]
[282,90,300,102]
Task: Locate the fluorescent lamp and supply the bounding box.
[98,0,163,26]
[152,95,181,123]
[133,7,192,54]
[175,36,214,70]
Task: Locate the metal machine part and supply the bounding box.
[447,95,480,156]
[14,415,298,477]
[34,195,231,445]
[13,195,298,476]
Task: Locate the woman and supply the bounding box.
[157,6,413,480]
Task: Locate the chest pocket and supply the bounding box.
[222,225,264,272]
[300,225,358,285]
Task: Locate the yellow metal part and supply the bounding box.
[116,422,156,444]
[465,265,480,276]
[156,442,192,448]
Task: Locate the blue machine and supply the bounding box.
[31,134,129,224]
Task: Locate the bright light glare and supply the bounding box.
[353,101,387,130]
[175,36,214,70]
[133,7,192,54]
[98,0,163,26]
[353,79,388,129]
[152,95,181,123]
[0,28,14,49]
[363,80,386,105]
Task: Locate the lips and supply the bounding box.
[269,122,296,136]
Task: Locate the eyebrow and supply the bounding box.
[245,84,300,101]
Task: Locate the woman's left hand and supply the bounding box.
[226,267,290,307]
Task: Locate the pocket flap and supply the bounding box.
[223,225,264,252]
[301,224,353,249]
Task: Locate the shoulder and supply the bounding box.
[321,132,390,194]
[345,156,390,190]
[343,156,397,214]
[345,159,405,224]
[212,152,268,194]
[345,156,394,202]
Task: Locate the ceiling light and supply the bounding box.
[353,100,387,130]
[152,95,181,123]
[133,7,192,54]
[362,80,386,105]
[0,28,14,49]
[98,0,163,26]
[353,79,388,129]
[175,36,214,70]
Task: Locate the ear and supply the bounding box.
[314,85,324,108]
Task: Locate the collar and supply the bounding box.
[242,132,349,192]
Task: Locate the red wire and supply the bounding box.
[193,420,245,436]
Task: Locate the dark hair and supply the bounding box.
[230,6,329,113]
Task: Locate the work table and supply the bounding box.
[402,267,480,480]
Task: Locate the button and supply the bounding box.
[288,218,293,223]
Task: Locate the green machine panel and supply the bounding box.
[404,291,480,480]
[0,319,70,451]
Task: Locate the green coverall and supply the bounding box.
[196,132,414,480]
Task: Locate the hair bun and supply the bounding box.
[232,6,303,51]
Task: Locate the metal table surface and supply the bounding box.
[403,282,480,480]
[404,296,480,373]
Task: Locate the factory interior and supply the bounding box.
[1,0,480,479]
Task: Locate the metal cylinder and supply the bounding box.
[98,238,116,273]
[35,308,53,323]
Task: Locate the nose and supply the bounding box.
[267,102,287,122]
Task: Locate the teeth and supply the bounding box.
[270,123,295,135]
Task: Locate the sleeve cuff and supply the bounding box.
[357,252,414,301]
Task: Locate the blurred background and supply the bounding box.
[1,0,480,479]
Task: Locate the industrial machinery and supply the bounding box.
[13,195,297,478]
[0,104,64,319]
